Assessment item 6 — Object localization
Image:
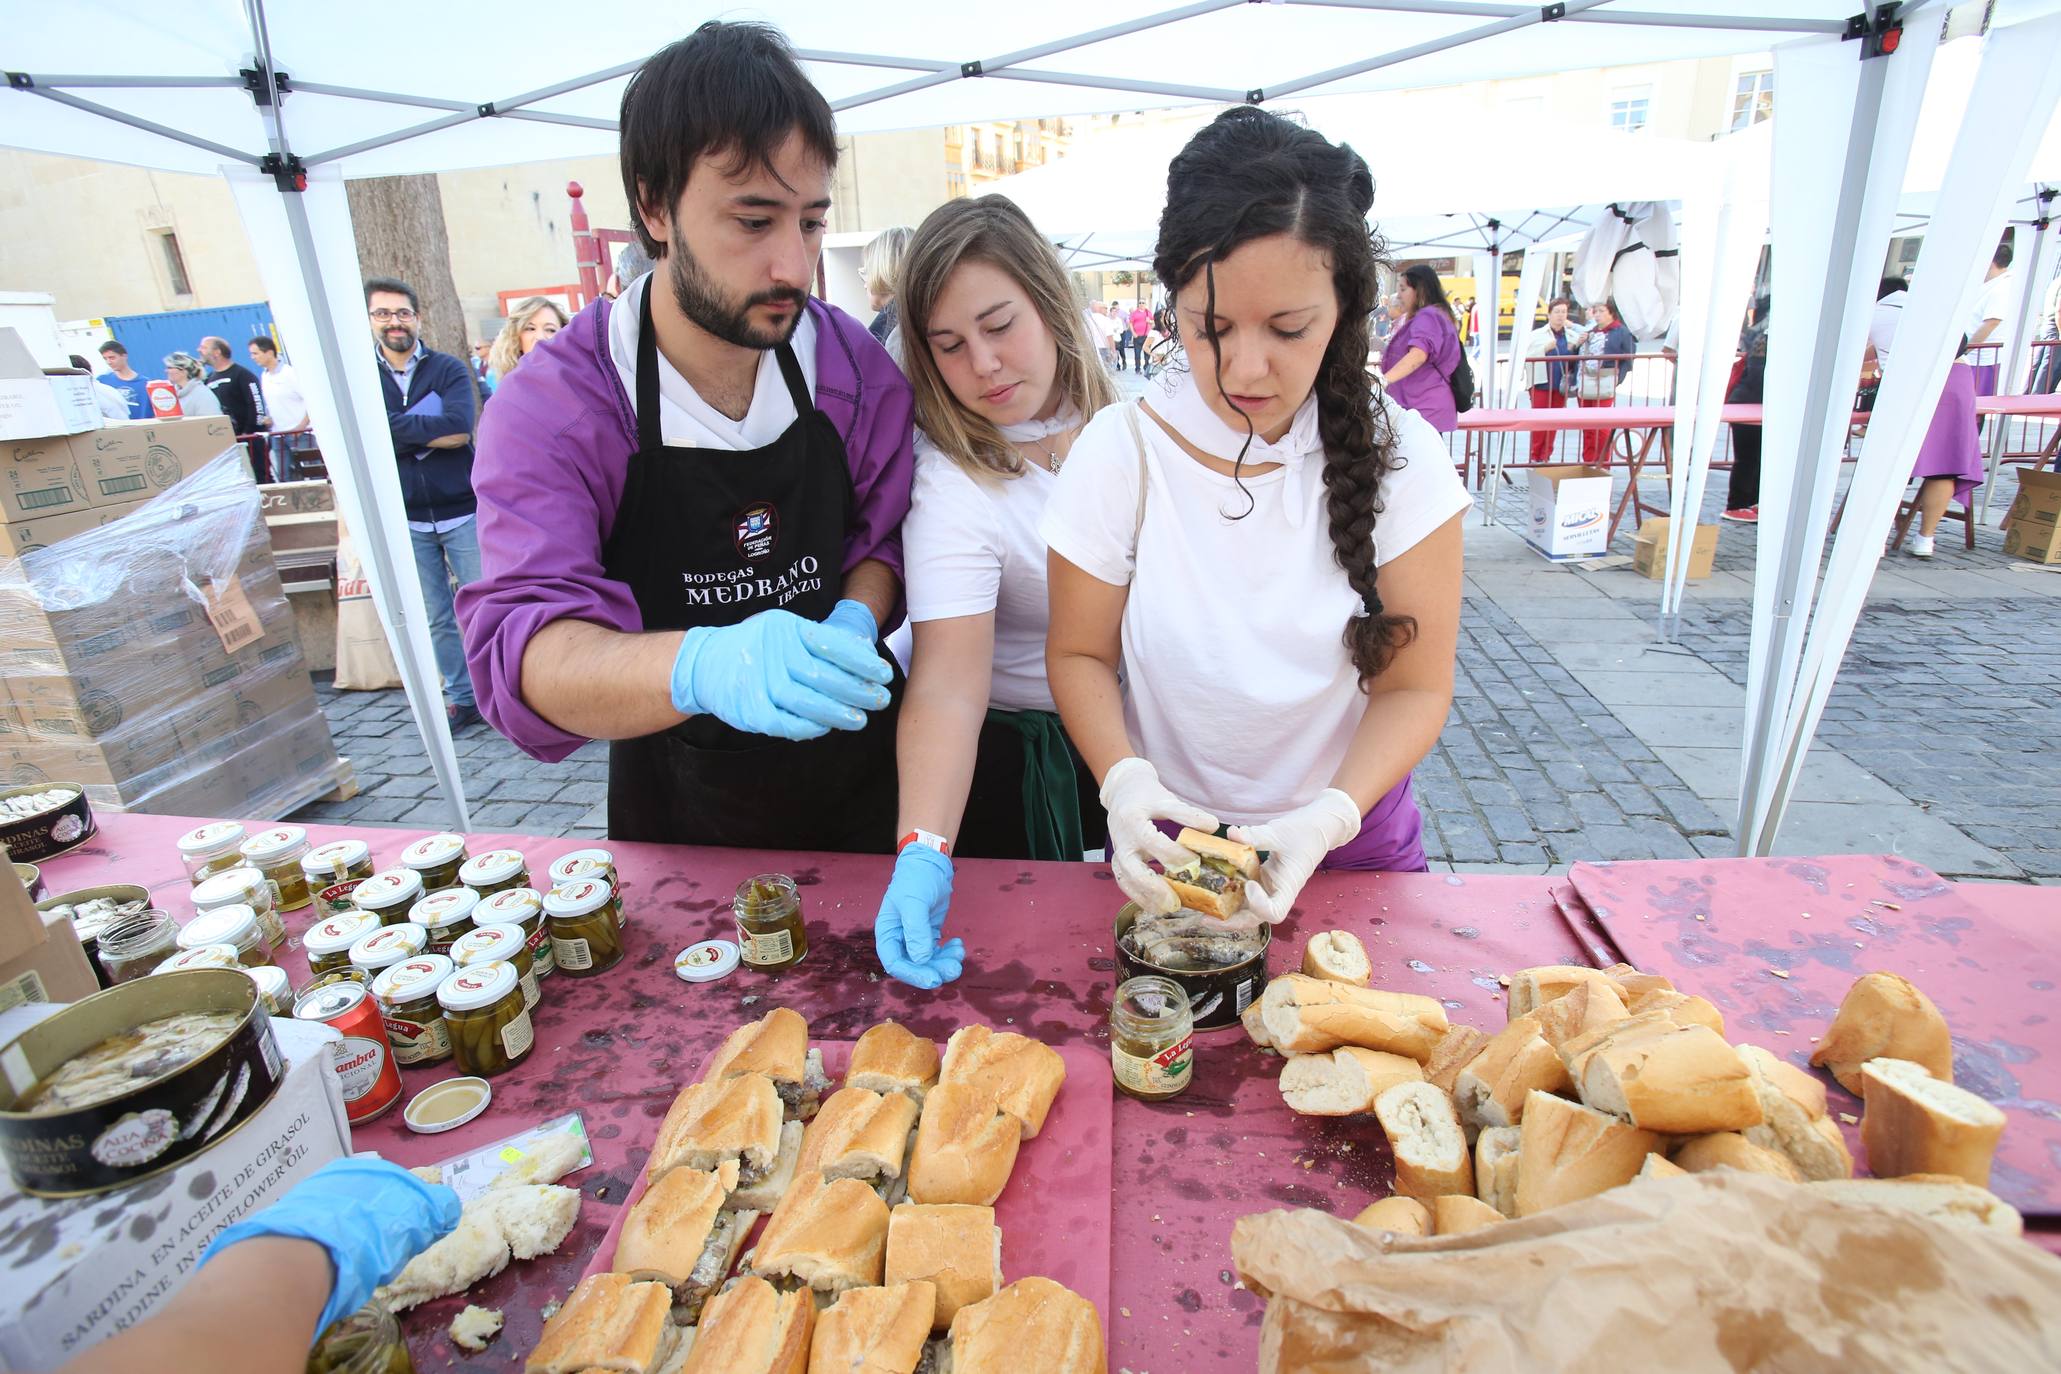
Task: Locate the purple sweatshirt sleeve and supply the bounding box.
[844,356,914,584]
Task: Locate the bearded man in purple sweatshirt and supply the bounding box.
[457,21,913,851]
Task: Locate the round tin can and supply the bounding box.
[293,980,402,1124]
[1113,902,1271,1032]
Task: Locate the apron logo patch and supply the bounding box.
[734,502,778,560]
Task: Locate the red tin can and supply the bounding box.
[293,978,403,1124]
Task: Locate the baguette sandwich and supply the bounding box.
[1161,829,1260,919]
[885,1202,1003,1332]
[647,1073,804,1210]
[1256,974,1448,1059]
[705,1007,830,1120]
[798,1085,920,1203]
[848,1020,942,1102]
[526,1272,684,1374]
[907,1081,1023,1206]
[947,1277,1106,1374]
[679,1275,813,1374]
[613,1162,755,1325]
[750,1168,890,1296]
[1278,1046,1423,1116]
[1811,971,1954,1094]
[807,1281,937,1374]
[1859,1056,2004,1187]
[938,1025,1066,1139]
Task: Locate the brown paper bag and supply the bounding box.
[332,520,402,691]
[1232,1172,2061,1373]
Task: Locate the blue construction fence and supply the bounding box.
[97,302,285,373]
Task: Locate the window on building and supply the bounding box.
[153,230,193,298]
[1608,87,1651,132]
[1730,69,1774,130]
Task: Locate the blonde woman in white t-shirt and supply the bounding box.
[870,195,1119,988]
[1044,108,1472,924]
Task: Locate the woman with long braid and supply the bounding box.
[1044,107,1471,922]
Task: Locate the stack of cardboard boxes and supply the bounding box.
[0,329,347,819]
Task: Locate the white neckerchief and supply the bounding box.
[1148,369,1325,528]
[998,400,1082,443]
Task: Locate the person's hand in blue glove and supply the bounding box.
[875,842,966,989]
[669,599,892,741]
[198,1156,460,1337]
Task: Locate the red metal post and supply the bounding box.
[568,181,601,310]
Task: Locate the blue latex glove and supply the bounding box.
[669,602,892,740]
[875,843,966,989]
[198,1156,460,1336]
[822,597,881,648]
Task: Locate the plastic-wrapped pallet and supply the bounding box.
[0,445,347,818]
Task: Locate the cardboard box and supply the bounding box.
[73,417,238,509]
[258,481,335,517]
[0,905,98,1011]
[1632,517,1720,581]
[2003,468,2061,565]
[0,498,150,559]
[1523,464,1613,560]
[0,1010,351,1369]
[0,862,40,966]
[0,435,91,524]
[0,328,100,444]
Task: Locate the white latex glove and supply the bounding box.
[1099,756,1220,915]
[1228,788,1363,924]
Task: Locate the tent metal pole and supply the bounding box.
[792,49,957,74]
[10,86,260,164]
[286,81,475,112]
[301,111,478,167]
[1266,0,1618,100]
[975,69,1248,102]
[1288,0,1845,28]
[1976,201,2055,521]
[500,110,617,132]
[488,62,645,115]
[9,74,246,89]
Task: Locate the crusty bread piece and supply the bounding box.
[1637,1152,1688,1181]
[1506,965,1622,1019]
[1577,1018,1762,1135]
[798,1086,919,1182]
[808,1281,935,1374]
[1514,1090,1656,1217]
[949,1277,1106,1374]
[1241,1001,1278,1053]
[1420,1024,1492,1095]
[1179,828,1261,877]
[450,1305,503,1353]
[1528,981,1631,1048]
[705,1007,809,1086]
[1301,930,1373,986]
[1278,1046,1423,1116]
[648,1074,783,1184]
[614,1163,740,1288]
[907,1081,1022,1206]
[489,1128,590,1190]
[1811,971,1954,1094]
[681,1275,813,1374]
[1453,1013,1569,1133]
[1859,1057,2005,1187]
[385,1184,580,1311]
[938,1025,1067,1139]
[1599,962,1675,1001]
[1164,830,1259,920]
[1257,974,1448,1059]
[1737,1044,1852,1182]
[751,1169,890,1295]
[1810,1174,2024,1237]
[731,1120,805,1213]
[847,1020,941,1101]
[1670,1131,1804,1182]
[884,1202,1001,1333]
[1352,1195,1431,1235]
[1626,987,1726,1036]
[526,1271,675,1374]
[1474,1126,1522,1217]
[1374,1081,1474,1200]
[1557,1011,1677,1083]
[1431,1194,1504,1235]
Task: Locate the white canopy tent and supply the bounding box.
[4,0,2058,856]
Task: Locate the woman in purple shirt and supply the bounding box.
[1378,264,1462,433]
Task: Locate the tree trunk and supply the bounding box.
[346,175,471,361]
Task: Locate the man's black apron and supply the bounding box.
[600,288,900,851]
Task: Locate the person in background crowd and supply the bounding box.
[457,21,913,852]
[200,334,269,481]
[1967,236,2015,396]
[74,354,131,420]
[1521,296,1586,463]
[1721,295,1772,524]
[163,352,222,416]
[96,339,152,418]
[469,341,497,398]
[1088,299,1118,371]
[1378,263,1462,434]
[871,194,1117,989]
[862,226,915,346]
[1128,300,1152,372]
[2032,267,2061,393]
[1864,275,1982,559]
[1111,300,1135,372]
[1574,298,1636,463]
[368,274,483,732]
[249,335,314,481]
[488,297,569,383]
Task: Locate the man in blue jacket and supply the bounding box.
[367,276,482,730]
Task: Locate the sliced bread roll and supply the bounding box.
[1737,1044,1852,1182]
[1431,1194,1504,1235]
[1506,965,1622,1019]
[1810,971,1954,1094]
[1352,1195,1431,1236]
[1557,1011,1676,1083]
[1474,1125,1522,1217]
[1420,1024,1492,1095]
[1514,1090,1656,1217]
[1374,1082,1473,1201]
[1528,980,1631,1048]
[1627,987,1727,1036]
[1301,930,1373,986]
[1453,1013,1569,1134]
[1670,1131,1804,1182]
[1576,1018,1762,1134]
[1810,1174,2023,1237]
[1859,1057,2005,1187]
[1278,1046,1424,1116]
[1258,974,1447,1059]
[938,1026,1066,1140]
[1241,1001,1277,1053]
[1637,1152,1687,1181]
[1599,962,1675,1001]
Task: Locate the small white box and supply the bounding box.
[1524,464,1613,560]
[0,1010,351,1371]
[0,329,101,443]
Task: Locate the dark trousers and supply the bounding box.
[1727,425,1762,510]
[956,713,1108,861]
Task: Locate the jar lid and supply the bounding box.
[354,868,425,912]
[548,849,615,883]
[437,959,518,1012]
[240,826,308,864]
[450,922,526,967]
[458,849,527,887]
[543,878,613,920]
[302,839,371,877]
[403,1076,492,1134]
[401,833,468,870]
[156,944,242,973]
[373,953,456,1002]
[305,910,381,956]
[177,821,247,858]
[409,888,480,929]
[246,964,293,1006]
[350,923,429,969]
[192,867,267,909]
[479,888,544,921]
[179,904,259,950]
[675,940,739,983]
[295,979,371,1022]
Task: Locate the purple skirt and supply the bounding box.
[1911,363,1985,506]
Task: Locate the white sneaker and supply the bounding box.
[1910,534,1935,558]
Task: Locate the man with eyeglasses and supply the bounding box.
[368,276,483,732]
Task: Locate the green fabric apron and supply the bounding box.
[984,707,1084,862]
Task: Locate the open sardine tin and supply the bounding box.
[1115,902,1271,1031]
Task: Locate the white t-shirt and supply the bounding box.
[260,362,309,431]
[608,272,819,449]
[1970,271,2016,341]
[1040,397,1472,824]
[903,437,1059,713]
[1870,291,1906,367]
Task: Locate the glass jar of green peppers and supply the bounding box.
[435,960,534,1077]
